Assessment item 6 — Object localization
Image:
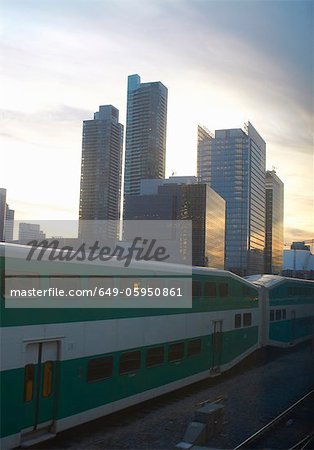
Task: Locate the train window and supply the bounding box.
[282,309,286,320]
[1,270,5,299]
[146,347,164,368]
[89,277,114,292]
[270,310,274,321]
[168,342,185,362]
[242,285,251,296]
[42,361,53,397]
[49,275,81,291]
[5,271,40,295]
[87,356,113,382]
[192,281,202,298]
[243,313,252,327]
[118,279,140,298]
[204,282,216,298]
[24,364,35,402]
[287,287,293,297]
[219,283,228,298]
[234,314,242,328]
[275,309,282,321]
[119,351,141,375]
[187,339,201,357]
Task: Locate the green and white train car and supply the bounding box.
[0,243,260,449]
[248,274,314,347]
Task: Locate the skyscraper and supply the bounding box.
[198,122,266,276]
[124,74,168,197]
[4,204,14,242]
[265,170,284,274]
[79,105,123,223]
[0,188,6,242]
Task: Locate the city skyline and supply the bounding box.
[1,0,313,245]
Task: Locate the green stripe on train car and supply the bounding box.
[0,327,258,438]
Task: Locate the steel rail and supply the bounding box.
[233,389,314,450]
[289,431,314,450]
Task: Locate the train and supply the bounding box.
[1,242,313,449]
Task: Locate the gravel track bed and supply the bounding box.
[39,343,314,450]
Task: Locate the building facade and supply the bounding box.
[4,205,15,242]
[198,122,266,276]
[0,188,6,242]
[124,177,225,268]
[265,170,284,274]
[79,105,123,224]
[124,74,168,197]
[283,242,314,280]
[18,223,46,244]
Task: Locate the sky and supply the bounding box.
[1,0,313,244]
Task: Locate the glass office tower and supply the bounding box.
[124,74,168,197]
[265,170,284,274]
[198,122,266,276]
[124,179,225,268]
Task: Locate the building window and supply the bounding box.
[146,347,164,368]
[119,351,141,375]
[204,282,216,298]
[187,339,201,357]
[87,356,114,382]
[243,313,252,327]
[275,309,282,321]
[219,283,229,298]
[270,310,274,321]
[192,281,202,298]
[235,314,242,328]
[168,342,185,362]
[282,309,286,320]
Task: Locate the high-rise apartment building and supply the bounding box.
[265,170,284,274]
[79,105,123,223]
[124,74,168,197]
[198,122,266,276]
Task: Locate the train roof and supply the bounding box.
[246,274,314,288]
[1,242,256,288]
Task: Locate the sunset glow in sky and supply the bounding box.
[1,0,313,244]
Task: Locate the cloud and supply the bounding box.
[284,227,313,245]
[1,0,313,236]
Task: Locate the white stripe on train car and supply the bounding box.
[1,308,259,371]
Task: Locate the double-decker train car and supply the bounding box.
[0,243,313,449]
[1,243,259,448]
[247,274,314,347]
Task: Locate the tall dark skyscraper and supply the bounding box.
[79,105,123,222]
[265,170,284,274]
[124,74,168,197]
[198,122,266,276]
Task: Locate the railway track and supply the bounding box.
[233,389,314,450]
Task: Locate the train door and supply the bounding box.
[290,310,296,343]
[22,341,59,441]
[211,320,223,371]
